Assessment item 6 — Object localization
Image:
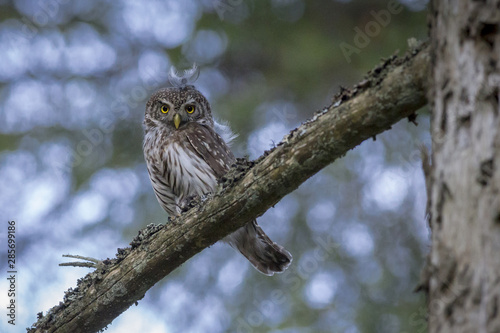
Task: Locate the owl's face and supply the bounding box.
[144,85,213,133]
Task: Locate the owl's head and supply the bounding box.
[144,85,213,133]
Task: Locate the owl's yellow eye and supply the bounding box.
[161,105,169,113]
[185,105,195,114]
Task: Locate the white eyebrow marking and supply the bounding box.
[159,99,174,106]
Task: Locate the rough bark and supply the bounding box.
[428,1,500,332]
[28,43,429,333]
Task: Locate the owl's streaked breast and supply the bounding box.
[144,128,217,215]
[164,142,217,198]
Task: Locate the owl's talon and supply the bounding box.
[59,254,105,270]
[179,195,201,212]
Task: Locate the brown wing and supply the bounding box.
[183,123,235,179]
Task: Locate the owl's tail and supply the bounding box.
[224,221,292,276]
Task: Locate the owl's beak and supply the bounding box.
[173,113,181,129]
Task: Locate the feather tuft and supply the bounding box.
[168,63,200,87]
[214,119,238,147]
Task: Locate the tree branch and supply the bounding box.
[28,42,430,333]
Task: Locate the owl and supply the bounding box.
[143,85,292,275]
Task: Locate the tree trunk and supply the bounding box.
[428,1,500,332]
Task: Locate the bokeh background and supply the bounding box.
[0,0,430,332]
